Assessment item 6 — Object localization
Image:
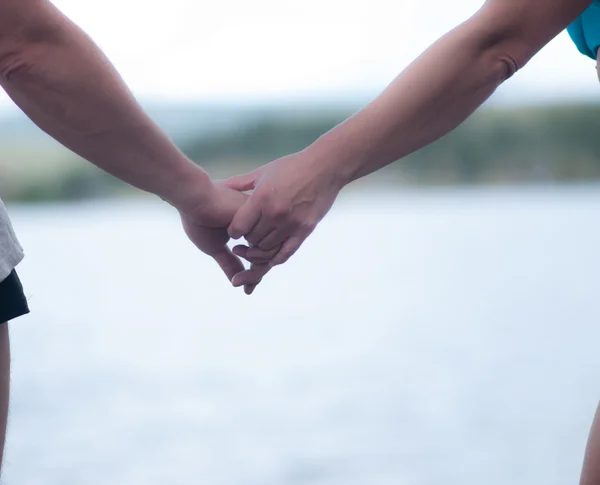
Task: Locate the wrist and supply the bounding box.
[159,160,215,213]
[305,128,365,189]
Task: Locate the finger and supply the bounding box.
[231,245,250,258]
[221,169,262,192]
[233,244,279,263]
[256,228,287,251]
[243,266,266,296]
[232,263,272,288]
[212,247,246,282]
[242,262,269,295]
[244,280,261,295]
[270,235,306,266]
[244,275,266,295]
[244,217,276,246]
[228,201,261,239]
[243,267,266,295]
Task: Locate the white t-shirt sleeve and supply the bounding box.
[0,198,24,282]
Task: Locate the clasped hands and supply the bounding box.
[179,150,342,294]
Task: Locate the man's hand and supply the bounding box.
[179,182,265,290]
[223,150,343,288]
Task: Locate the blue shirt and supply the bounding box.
[568,1,600,59]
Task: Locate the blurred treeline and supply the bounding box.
[1,102,600,203]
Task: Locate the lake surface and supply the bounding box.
[3,186,600,485]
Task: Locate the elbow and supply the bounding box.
[469,10,535,86]
[495,53,519,83]
[478,24,538,86]
[477,35,532,87]
[472,46,521,91]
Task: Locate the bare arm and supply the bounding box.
[225,0,594,285]
[0,0,258,285]
[0,324,8,474]
[580,403,600,485]
[0,0,211,211]
[309,0,593,184]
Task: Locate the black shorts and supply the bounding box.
[0,270,29,323]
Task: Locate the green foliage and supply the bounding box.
[4,102,600,203]
[182,103,600,185]
[182,112,346,164]
[402,104,600,184]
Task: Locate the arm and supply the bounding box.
[0,0,249,282]
[0,0,209,210]
[580,402,600,485]
[0,324,8,474]
[225,0,593,286]
[308,0,592,186]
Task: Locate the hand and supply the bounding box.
[223,150,343,288]
[179,182,267,293]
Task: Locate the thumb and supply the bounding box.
[222,168,263,192]
[228,196,261,239]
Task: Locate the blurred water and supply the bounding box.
[3,186,600,485]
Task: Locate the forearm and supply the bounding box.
[0,0,211,210]
[307,16,516,185]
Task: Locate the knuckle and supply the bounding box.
[257,243,272,252]
[266,200,288,218]
[269,254,284,265]
[258,240,277,251]
[279,249,296,262]
[275,256,290,265]
[298,220,315,233]
[253,190,270,206]
[246,234,260,245]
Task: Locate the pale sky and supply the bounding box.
[0,0,598,110]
